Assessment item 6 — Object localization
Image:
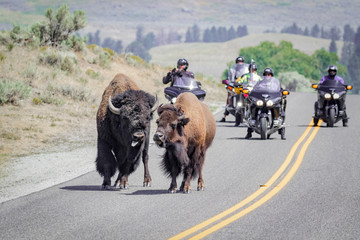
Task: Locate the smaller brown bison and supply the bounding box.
[96,73,158,190]
[153,92,216,193]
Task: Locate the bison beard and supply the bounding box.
[96,73,157,190]
[153,92,216,193]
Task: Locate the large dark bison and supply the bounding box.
[153,92,216,193]
[96,73,158,190]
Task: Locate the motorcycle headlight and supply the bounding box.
[266,100,274,107]
[256,100,264,106]
[333,93,340,99]
[324,93,331,100]
[237,101,243,107]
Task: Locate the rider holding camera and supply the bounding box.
[163,58,194,86]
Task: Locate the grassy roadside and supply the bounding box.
[0,44,225,166]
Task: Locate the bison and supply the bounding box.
[153,92,216,193]
[96,73,158,190]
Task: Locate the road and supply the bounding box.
[1,92,359,240]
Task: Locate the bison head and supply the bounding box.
[153,104,190,148]
[108,90,158,148]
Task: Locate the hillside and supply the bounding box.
[0,45,224,166]
[0,0,359,46]
[150,33,344,80]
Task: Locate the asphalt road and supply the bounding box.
[1,92,359,240]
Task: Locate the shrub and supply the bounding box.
[277,72,313,92]
[0,79,32,105]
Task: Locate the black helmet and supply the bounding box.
[327,65,337,77]
[263,67,274,76]
[235,56,245,63]
[248,63,257,71]
[177,58,189,70]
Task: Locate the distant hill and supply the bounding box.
[0,0,358,46]
[149,33,343,80]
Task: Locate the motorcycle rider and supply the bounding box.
[163,58,195,86]
[315,64,347,126]
[220,56,249,122]
[237,62,262,85]
[245,67,286,139]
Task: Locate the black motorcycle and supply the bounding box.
[312,80,352,127]
[245,81,289,140]
[223,81,245,126]
[164,76,206,104]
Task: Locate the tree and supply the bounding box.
[31,4,86,47]
[227,26,236,40]
[343,24,355,42]
[329,37,337,54]
[126,41,151,62]
[310,24,320,38]
[347,26,360,93]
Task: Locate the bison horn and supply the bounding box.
[151,94,159,113]
[108,96,120,115]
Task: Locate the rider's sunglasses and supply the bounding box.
[264,73,272,76]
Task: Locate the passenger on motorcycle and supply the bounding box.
[237,63,262,86]
[220,56,249,122]
[315,64,348,126]
[163,58,195,86]
[245,67,286,139]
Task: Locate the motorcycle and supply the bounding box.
[164,76,206,104]
[222,80,244,126]
[312,80,352,127]
[245,80,289,140]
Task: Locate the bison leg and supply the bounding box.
[96,139,117,190]
[181,167,194,193]
[142,135,152,187]
[197,150,206,191]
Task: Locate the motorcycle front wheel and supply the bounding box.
[327,108,335,127]
[260,117,267,140]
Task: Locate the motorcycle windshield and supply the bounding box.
[318,79,346,92]
[235,64,249,79]
[173,76,199,89]
[252,77,281,93]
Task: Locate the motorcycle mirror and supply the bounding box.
[242,88,249,94]
[282,90,290,95]
[346,85,353,90]
[312,84,318,89]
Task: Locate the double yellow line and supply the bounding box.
[169,119,322,240]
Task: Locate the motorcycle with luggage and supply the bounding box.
[164,76,206,104]
[312,80,352,127]
[245,80,289,140]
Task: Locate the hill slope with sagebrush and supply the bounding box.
[0,44,224,165]
[150,33,344,80]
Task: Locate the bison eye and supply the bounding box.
[170,123,176,129]
[156,119,159,124]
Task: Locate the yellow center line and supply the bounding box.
[188,120,322,239]
[169,119,318,240]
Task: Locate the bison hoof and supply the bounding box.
[143,182,151,187]
[102,185,111,190]
[197,187,205,191]
[120,185,129,190]
[168,188,177,194]
[183,189,191,194]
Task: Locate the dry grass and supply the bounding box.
[0,44,224,164]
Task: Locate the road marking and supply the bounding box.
[169,119,321,240]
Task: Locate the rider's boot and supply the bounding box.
[245,128,253,139]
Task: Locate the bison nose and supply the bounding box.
[153,132,164,142]
[131,132,145,147]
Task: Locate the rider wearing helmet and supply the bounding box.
[319,65,345,84]
[220,56,249,122]
[245,67,286,139]
[315,65,347,126]
[163,58,194,86]
[237,62,262,85]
